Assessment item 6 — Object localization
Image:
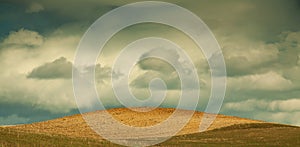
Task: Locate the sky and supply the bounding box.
[0,0,300,126]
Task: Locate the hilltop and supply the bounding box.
[0,108,299,146]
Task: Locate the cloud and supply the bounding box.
[228,71,293,91]
[7,0,300,36]
[224,99,268,112]
[139,58,175,73]
[27,57,72,79]
[130,71,180,90]
[0,27,89,117]
[284,66,300,82]
[0,74,77,114]
[0,0,300,127]
[80,63,112,84]
[224,99,300,112]
[132,49,178,89]
[1,28,44,47]
[281,31,300,45]
[138,48,179,73]
[222,41,278,76]
[269,99,300,112]
[131,48,201,90]
[262,112,300,126]
[25,3,44,13]
[27,57,111,81]
[223,99,300,126]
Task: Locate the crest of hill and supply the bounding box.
[9,107,263,140]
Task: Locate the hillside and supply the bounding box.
[0,107,299,146]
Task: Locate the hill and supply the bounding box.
[0,107,299,146]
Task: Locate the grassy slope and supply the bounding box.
[158,123,300,146]
[1,123,299,146]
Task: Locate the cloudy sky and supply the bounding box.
[0,0,300,126]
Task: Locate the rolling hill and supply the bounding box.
[0,108,299,146]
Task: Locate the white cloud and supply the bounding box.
[224,99,300,126]
[225,98,300,112]
[0,29,80,114]
[224,99,268,112]
[224,41,278,66]
[221,38,279,76]
[228,71,293,91]
[269,99,300,112]
[1,0,300,127]
[0,74,76,113]
[2,29,44,47]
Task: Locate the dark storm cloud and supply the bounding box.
[1,0,300,41]
[131,71,180,90]
[27,57,72,79]
[0,1,72,39]
[27,56,112,80]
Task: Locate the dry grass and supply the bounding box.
[0,108,299,146]
[9,108,262,139]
